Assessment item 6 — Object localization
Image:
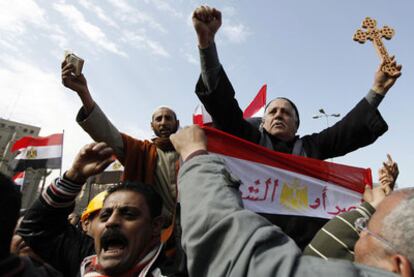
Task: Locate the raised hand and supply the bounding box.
[192,5,222,49]
[61,60,95,113]
[170,125,207,161]
[378,154,399,195]
[65,142,114,184]
[363,185,386,209]
[61,60,88,95]
[372,56,402,95]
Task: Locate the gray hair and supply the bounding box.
[264,98,300,129]
[381,189,414,266]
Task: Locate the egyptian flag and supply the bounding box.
[203,126,371,219]
[243,84,267,118]
[11,133,63,171]
[193,84,267,126]
[12,172,25,190]
[193,104,213,126]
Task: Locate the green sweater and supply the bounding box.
[304,201,375,261]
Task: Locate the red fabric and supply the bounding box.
[11,133,63,152]
[203,126,372,193]
[243,84,267,118]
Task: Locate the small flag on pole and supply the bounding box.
[193,104,213,126]
[243,84,267,118]
[193,84,267,126]
[12,171,25,190]
[11,133,63,171]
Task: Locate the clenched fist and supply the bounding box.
[192,6,222,49]
[170,125,207,161]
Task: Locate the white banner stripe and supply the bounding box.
[216,153,363,219]
[15,145,62,160]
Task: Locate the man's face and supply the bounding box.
[92,191,161,275]
[354,193,403,270]
[262,99,298,141]
[82,213,100,237]
[68,213,80,225]
[151,108,179,138]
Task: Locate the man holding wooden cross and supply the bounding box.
[192,5,402,250]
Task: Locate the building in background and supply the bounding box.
[0,118,45,208]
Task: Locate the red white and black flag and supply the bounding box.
[203,126,371,219]
[11,133,63,171]
[12,171,25,190]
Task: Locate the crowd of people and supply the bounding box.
[1,5,411,277]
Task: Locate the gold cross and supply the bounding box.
[353,17,398,75]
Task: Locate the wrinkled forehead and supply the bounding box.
[103,190,146,210]
[265,99,295,114]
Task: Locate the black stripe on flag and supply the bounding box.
[12,158,62,171]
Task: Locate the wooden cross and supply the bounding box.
[353,17,398,75]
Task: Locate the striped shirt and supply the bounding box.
[303,201,375,261]
[41,175,83,208]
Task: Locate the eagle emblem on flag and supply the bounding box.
[26,147,38,159]
[112,160,122,170]
[280,179,309,210]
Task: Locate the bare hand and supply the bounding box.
[192,5,222,49]
[371,56,402,95]
[363,185,386,209]
[66,142,114,184]
[61,60,95,113]
[170,125,207,161]
[378,154,399,195]
[61,60,89,95]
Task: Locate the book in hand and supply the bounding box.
[64,50,84,76]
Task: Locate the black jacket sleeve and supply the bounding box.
[195,68,262,143]
[302,98,388,160]
[17,197,94,277]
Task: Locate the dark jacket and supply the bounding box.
[195,68,388,249]
[17,197,94,277]
[0,255,63,277]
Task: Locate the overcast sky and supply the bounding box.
[1,0,413,188]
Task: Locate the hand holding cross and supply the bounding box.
[354,17,402,95]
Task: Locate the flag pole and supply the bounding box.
[60,130,65,177]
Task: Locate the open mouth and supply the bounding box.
[101,231,128,257]
[159,129,170,135]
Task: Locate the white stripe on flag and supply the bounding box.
[13,173,25,186]
[203,126,368,220]
[251,106,265,118]
[15,145,62,160]
[218,153,361,219]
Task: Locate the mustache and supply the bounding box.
[100,228,128,250]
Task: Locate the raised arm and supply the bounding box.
[301,59,403,160]
[61,60,125,160]
[371,57,402,97]
[61,60,95,114]
[193,6,261,143]
[171,126,302,277]
[18,142,114,276]
[378,154,399,194]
